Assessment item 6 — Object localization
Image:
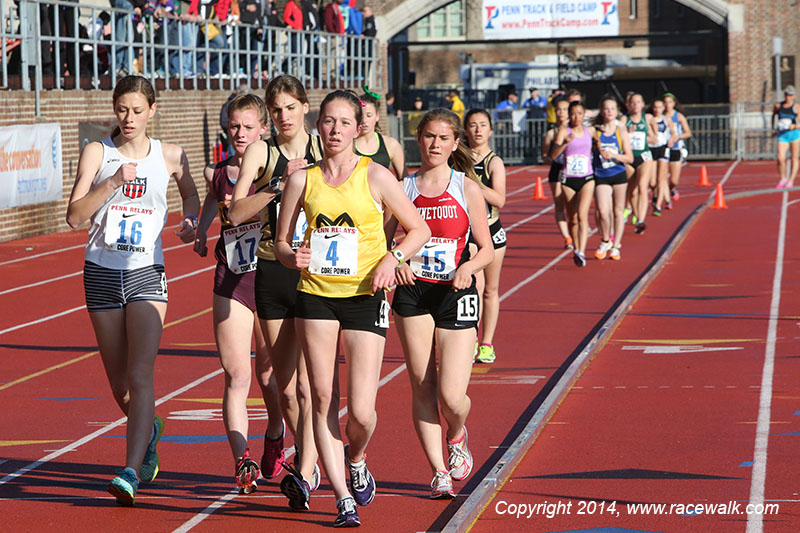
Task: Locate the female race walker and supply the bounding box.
[663,93,692,203]
[228,75,322,510]
[551,101,596,267]
[463,109,506,364]
[391,108,493,498]
[66,75,200,506]
[541,96,573,249]
[625,92,656,234]
[275,90,429,527]
[593,96,632,260]
[193,94,285,495]
[354,91,407,179]
[647,98,678,216]
[773,85,800,188]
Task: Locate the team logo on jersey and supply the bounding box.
[316,213,354,227]
[123,177,147,199]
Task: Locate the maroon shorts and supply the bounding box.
[213,260,256,312]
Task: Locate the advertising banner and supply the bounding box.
[483,0,620,40]
[0,123,63,208]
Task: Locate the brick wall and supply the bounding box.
[0,82,386,243]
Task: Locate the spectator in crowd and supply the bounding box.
[282,0,304,74]
[172,1,199,77]
[238,0,263,77]
[385,92,398,115]
[110,0,134,74]
[447,89,465,114]
[496,91,518,112]
[323,0,345,79]
[523,87,547,118]
[545,88,566,127]
[362,6,376,37]
[413,97,424,111]
[149,0,177,75]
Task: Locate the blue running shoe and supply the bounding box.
[140,416,165,483]
[344,444,375,506]
[280,460,311,510]
[334,497,361,528]
[108,467,139,506]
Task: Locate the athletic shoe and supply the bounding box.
[334,497,361,528]
[622,207,631,223]
[293,445,321,491]
[108,467,139,507]
[447,426,473,481]
[564,236,574,250]
[261,421,285,479]
[665,201,673,210]
[609,247,621,260]
[634,221,647,234]
[671,189,680,201]
[140,416,165,483]
[345,444,376,506]
[572,250,586,268]
[472,342,479,363]
[631,215,638,225]
[595,240,611,260]
[309,463,321,492]
[430,471,455,499]
[280,472,311,510]
[236,449,260,494]
[475,344,496,364]
[777,178,789,188]
[652,206,661,217]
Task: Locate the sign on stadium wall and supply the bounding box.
[0,123,63,208]
[482,0,620,40]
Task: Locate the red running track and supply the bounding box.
[1,162,796,532]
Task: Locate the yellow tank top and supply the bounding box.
[298,157,386,297]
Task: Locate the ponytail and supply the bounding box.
[450,142,480,184]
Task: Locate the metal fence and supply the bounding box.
[393,103,785,167]
[1,0,380,114]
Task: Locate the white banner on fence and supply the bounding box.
[482,0,620,40]
[0,123,63,209]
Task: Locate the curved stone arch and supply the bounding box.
[376,0,732,42]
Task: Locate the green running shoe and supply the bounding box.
[108,467,139,506]
[475,344,496,364]
[140,416,165,483]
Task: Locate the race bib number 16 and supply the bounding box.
[104,204,157,253]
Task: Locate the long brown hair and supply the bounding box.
[111,75,156,137]
[416,108,479,183]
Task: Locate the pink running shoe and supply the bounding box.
[777,178,789,189]
[261,422,285,479]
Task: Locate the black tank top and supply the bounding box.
[355,132,392,170]
[473,151,500,223]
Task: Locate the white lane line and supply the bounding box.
[172,362,411,533]
[506,204,554,231]
[746,190,788,533]
[0,266,215,337]
[0,368,225,487]
[0,236,220,297]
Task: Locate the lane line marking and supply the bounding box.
[746,190,788,533]
[0,367,225,487]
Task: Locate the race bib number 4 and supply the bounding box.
[104,204,158,253]
[309,226,359,276]
[457,294,479,321]
[411,237,457,281]
[375,298,390,328]
[565,154,589,176]
[223,222,260,274]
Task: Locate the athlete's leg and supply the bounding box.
[561,185,579,247]
[788,140,800,186]
[395,314,445,473]
[480,245,505,347]
[636,160,654,225]
[626,164,638,219]
[435,327,476,443]
[298,318,348,500]
[252,316,284,440]
[91,309,130,413]
[777,141,789,183]
[668,160,682,194]
[612,181,628,248]
[550,181,571,242]
[214,294,255,461]
[594,183,613,242]
[123,300,166,472]
[655,160,670,209]
[576,180,596,255]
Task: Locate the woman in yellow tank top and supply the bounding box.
[275,90,430,527]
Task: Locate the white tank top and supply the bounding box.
[84,137,170,269]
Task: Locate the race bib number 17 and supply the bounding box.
[223,222,261,274]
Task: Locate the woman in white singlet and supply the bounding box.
[66,76,200,506]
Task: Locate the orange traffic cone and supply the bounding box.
[531,176,547,200]
[697,165,711,186]
[711,183,728,209]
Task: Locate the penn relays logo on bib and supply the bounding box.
[123,177,147,199]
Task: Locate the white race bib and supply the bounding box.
[565,154,589,176]
[411,237,458,281]
[456,294,479,321]
[630,131,646,151]
[104,204,158,253]
[375,299,390,328]
[600,143,619,169]
[223,222,260,274]
[640,150,653,162]
[276,204,309,250]
[778,118,792,132]
[309,226,359,276]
